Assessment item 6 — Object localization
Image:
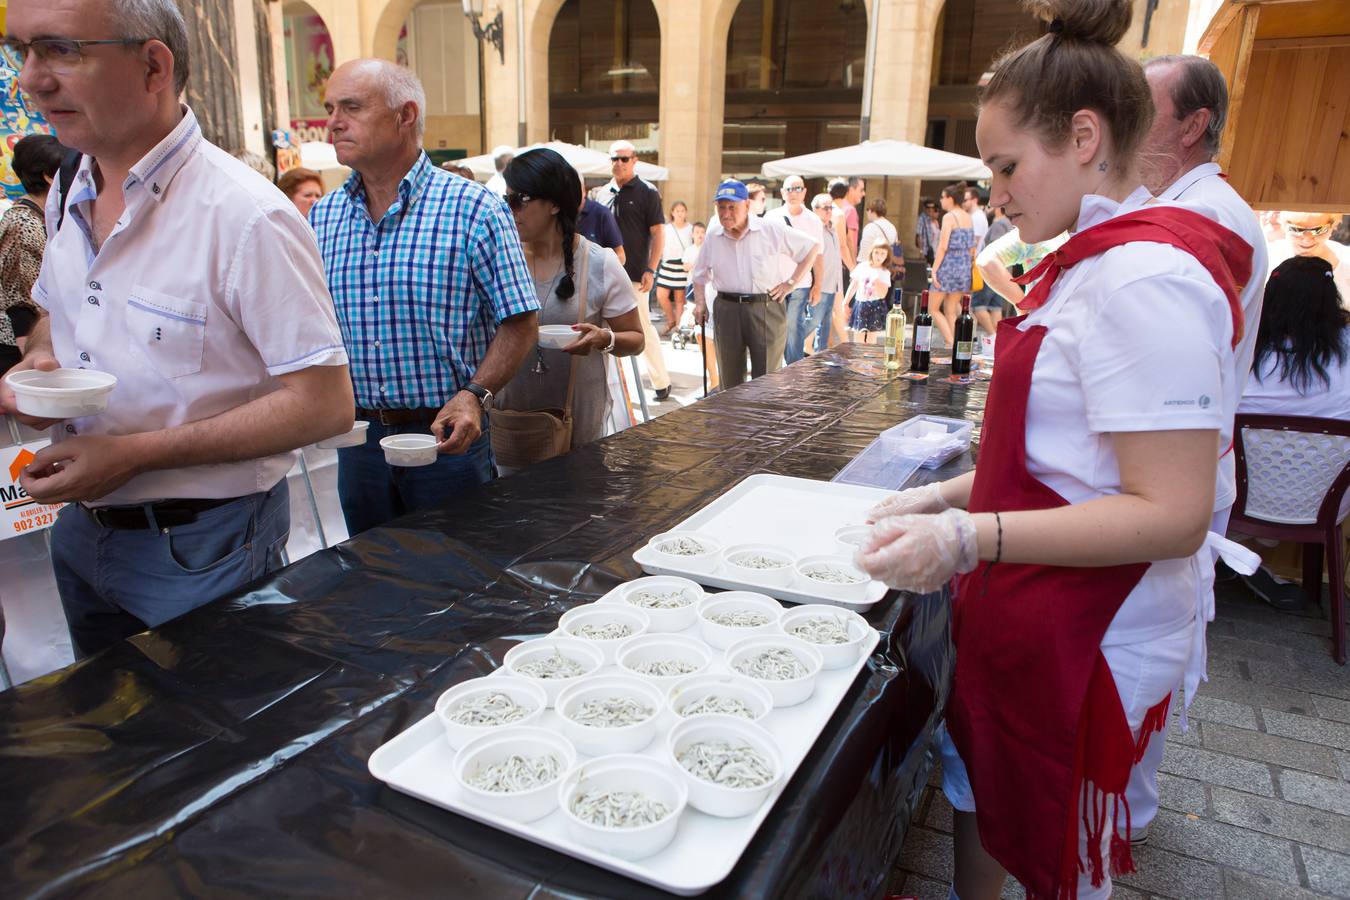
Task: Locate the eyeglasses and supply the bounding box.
[1284,222,1333,238]
[504,192,533,211]
[1,37,151,72]
[610,155,633,163]
[784,186,805,193]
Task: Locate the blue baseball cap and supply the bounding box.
[714,179,749,202]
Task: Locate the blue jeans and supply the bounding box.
[337,418,494,536]
[783,287,813,366]
[51,481,291,658]
[808,291,837,352]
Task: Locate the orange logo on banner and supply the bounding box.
[9,448,34,482]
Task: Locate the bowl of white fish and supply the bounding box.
[696,591,783,650]
[503,637,605,706]
[616,633,712,686]
[454,725,577,823]
[612,575,703,632]
[724,635,824,708]
[793,555,872,603]
[833,524,873,556]
[557,753,688,860]
[434,675,548,749]
[559,604,652,664]
[720,543,797,587]
[666,716,783,818]
[778,604,871,670]
[666,672,774,723]
[555,674,665,756]
[646,531,723,574]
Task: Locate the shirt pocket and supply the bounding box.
[126,286,207,378]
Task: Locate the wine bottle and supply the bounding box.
[911,290,933,373]
[952,294,975,375]
[883,288,907,372]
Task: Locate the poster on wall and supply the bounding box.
[284,12,334,143]
[0,1,55,203]
[0,443,64,541]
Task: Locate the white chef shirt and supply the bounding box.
[690,215,818,295]
[33,108,348,505]
[1156,162,1269,514]
[1020,186,1237,646]
[767,205,823,288]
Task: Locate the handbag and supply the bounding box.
[489,241,591,469]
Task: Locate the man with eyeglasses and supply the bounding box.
[0,0,356,657]
[309,60,539,536]
[767,175,823,365]
[598,139,671,401]
[1269,212,1350,309]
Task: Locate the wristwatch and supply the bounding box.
[462,382,493,410]
[643,267,656,275]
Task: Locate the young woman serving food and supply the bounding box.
[857,2,1255,898]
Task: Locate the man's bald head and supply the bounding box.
[330,59,426,139]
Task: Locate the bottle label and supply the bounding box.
[955,341,973,360]
[914,325,932,352]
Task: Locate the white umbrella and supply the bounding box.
[457,140,669,182]
[761,139,990,181]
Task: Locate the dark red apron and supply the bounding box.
[946,206,1252,900]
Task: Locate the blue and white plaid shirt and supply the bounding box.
[310,153,538,409]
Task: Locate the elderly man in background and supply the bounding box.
[690,180,818,389]
[809,192,843,353]
[311,60,538,536]
[0,0,354,657]
[767,175,823,365]
[485,145,512,197]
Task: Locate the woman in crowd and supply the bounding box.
[0,134,64,376]
[656,201,693,335]
[842,239,894,344]
[682,221,718,390]
[1267,211,1350,307]
[859,197,899,267]
[928,181,978,347]
[858,1,1252,897]
[278,167,325,219]
[494,149,644,471]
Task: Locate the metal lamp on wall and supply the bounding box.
[461,0,504,64]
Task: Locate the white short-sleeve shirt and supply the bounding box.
[33,108,348,505]
[1021,187,1237,645]
[767,206,823,288]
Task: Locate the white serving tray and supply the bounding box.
[368,584,882,897]
[632,474,894,611]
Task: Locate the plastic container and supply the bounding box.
[778,605,872,670]
[558,604,651,664]
[503,637,605,706]
[720,544,796,588]
[557,754,688,861]
[538,325,577,349]
[453,726,576,823]
[616,634,712,687]
[434,675,548,749]
[554,674,665,756]
[666,672,773,723]
[833,524,873,556]
[380,433,438,467]
[696,592,783,650]
[612,576,703,633]
[645,531,722,575]
[883,415,974,470]
[5,368,116,418]
[667,716,783,818]
[724,635,824,708]
[315,420,369,449]
[793,555,872,604]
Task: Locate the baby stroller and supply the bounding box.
[670,295,699,350]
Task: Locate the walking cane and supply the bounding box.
[700,319,708,398]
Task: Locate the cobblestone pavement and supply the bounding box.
[890,577,1350,899]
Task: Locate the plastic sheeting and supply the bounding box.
[0,344,988,899]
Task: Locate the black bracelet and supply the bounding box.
[992,511,1003,565]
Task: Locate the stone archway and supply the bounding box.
[281,1,338,141]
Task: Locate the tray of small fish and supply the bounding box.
[367,578,882,896]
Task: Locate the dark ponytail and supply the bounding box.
[503,147,582,300]
[1252,256,1348,393]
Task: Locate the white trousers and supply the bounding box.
[631,282,670,391]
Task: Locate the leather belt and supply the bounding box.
[83,496,241,530]
[355,407,440,426]
[717,292,771,303]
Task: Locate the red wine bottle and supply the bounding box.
[952,294,975,375]
[911,290,933,373]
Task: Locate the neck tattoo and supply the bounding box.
[1098,160,1109,173]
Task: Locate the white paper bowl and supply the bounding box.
[833,524,873,557]
[5,368,116,418]
[379,433,438,467]
[667,716,783,818]
[667,672,774,723]
[612,576,703,633]
[646,531,723,574]
[558,754,688,860]
[315,419,369,449]
[794,555,872,603]
[725,635,824,708]
[616,634,712,686]
[454,726,576,823]
[434,675,548,749]
[503,637,605,706]
[538,325,577,349]
[555,674,665,756]
[697,592,783,650]
[559,604,651,664]
[778,605,872,670]
[721,543,796,587]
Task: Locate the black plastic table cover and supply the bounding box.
[0,344,989,900]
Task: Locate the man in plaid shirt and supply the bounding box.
[311,60,539,535]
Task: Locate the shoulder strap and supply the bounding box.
[55,148,82,232]
[562,237,593,418]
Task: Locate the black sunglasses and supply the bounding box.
[611,155,633,163]
[504,192,533,211]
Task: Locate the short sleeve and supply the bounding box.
[644,186,664,229]
[777,219,818,262]
[1080,271,1230,433]
[595,247,638,319]
[470,192,541,324]
[602,211,624,250]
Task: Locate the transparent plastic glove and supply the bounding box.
[865,481,950,523]
[854,508,979,594]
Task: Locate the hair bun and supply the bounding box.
[1026,0,1132,46]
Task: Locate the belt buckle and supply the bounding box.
[377,409,398,426]
[88,507,110,528]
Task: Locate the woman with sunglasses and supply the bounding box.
[494,149,644,472]
[1268,212,1350,308]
